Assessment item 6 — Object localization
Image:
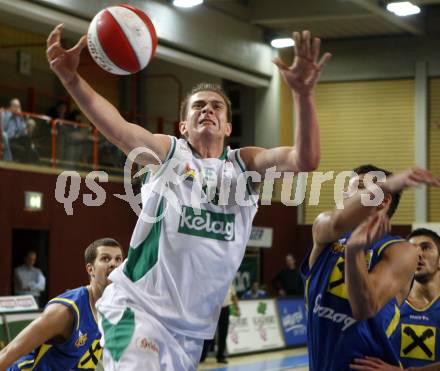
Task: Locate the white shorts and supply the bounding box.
[97,284,203,371]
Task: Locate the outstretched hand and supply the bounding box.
[272,30,331,96]
[46,24,87,86]
[350,356,403,370]
[346,213,390,252]
[382,167,440,194]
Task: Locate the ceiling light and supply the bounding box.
[386,1,421,16]
[271,38,295,49]
[173,0,204,8]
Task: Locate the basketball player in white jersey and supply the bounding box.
[46,26,331,370]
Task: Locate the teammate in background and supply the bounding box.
[350,228,440,371]
[46,24,331,370]
[242,281,268,299]
[0,238,124,371]
[302,165,440,371]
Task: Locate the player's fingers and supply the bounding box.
[302,30,311,58]
[47,23,64,48]
[50,54,65,69]
[351,357,381,367]
[46,42,64,61]
[293,31,301,57]
[67,35,87,54]
[364,356,388,364]
[311,37,320,63]
[272,57,288,71]
[317,52,332,70]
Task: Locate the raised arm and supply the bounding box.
[310,167,440,268]
[46,24,170,164]
[241,30,331,174]
[0,304,74,369]
[344,214,416,319]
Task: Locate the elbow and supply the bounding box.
[296,155,320,172]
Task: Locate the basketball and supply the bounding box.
[87,4,158,75]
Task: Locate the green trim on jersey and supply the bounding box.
[124,198,165,282]
[234,149,254,197]
[219,146,228,160]
[101,308,135,362]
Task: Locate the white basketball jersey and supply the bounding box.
[106,137,258,338]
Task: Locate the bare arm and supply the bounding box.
[46,24,170,164]
[241,31,331,175]
[310,167,440,269]
[344,214,417,319]
[0,304,74,369]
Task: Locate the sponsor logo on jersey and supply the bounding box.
[184,164,196,181]
[75,330,88,348]
[136,337,160,355]
[313,294,356,331]
[331,241,345,253]
[178,206,235,241]
[328,257,348,299]
[400,323,436,361]
[77,340,102,368]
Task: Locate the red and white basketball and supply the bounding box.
[87,4,158,75]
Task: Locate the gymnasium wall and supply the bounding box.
[429,78,440,222]
[0,23,121,113]
[0,166,137,298]
[304,79,415,224]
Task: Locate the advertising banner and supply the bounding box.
[277,298,307,347]
[227,299,285,355]
[0,296,38,313]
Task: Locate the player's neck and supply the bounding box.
[87,284,101,320]
[188,136,225,159]
[409,275,440,307]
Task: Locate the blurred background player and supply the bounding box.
[242,281,268,299]
[46,24,331,371]
[303,165,440,371]
[0,238,123,370]
[200,284,240,364]
[350,228,440,371]
[13,250,46,307]
[272,253,303,297]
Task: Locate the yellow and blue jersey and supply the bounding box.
[391,295,440,368]
[301,233,405,371]
[8,286,102,371]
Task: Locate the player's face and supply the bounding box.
[411,235,440,282]
[89,245,123,287]
[182,91,231,140]
[345,174,391,214]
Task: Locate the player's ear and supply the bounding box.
[179,121,188,137]
[378,193,391,211]
[224,122,232,137]
[86,263,94,277]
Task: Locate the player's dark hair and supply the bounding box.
[180,82,232,122]
[352,164,401,218]
[84,238,122,265]
[408,228,440,255]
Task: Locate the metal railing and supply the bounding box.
[1,110,180,175]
